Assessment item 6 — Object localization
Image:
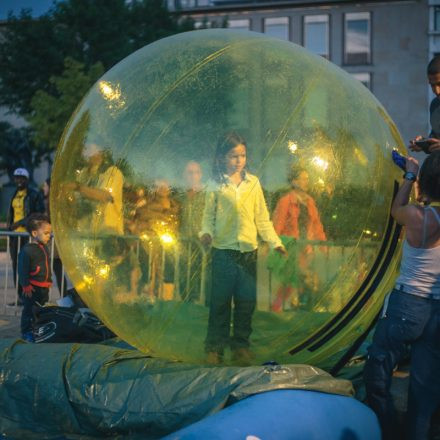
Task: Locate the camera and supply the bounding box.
[414,138,432,153]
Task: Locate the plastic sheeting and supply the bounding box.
[0,338,354,439]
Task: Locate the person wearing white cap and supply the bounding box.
[7,168,45,304]
[71,142,124,235]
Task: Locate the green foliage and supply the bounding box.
[29,58,104,151]
[0,0,193,118]
[128,0,194,49]
[0,122,48,182]
[0,0,194,177]
[0,10,67,116]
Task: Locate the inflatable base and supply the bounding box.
[166,389,380,440]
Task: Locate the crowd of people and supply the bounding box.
[7,133,330,355]
[363,55,440,440]
[8,53,440,440]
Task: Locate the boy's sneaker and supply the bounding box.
[21,331,35,343]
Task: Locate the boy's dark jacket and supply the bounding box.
[18,242,52,288]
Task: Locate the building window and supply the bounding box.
[194,20,207,29]
[264,17,289,41]
[303,15,329,59]
[435,6,440,31]
[228,19,251,31]
[178,0,196,8]
[352,72,371,90]
[344,12,371,65]
[194,17,217,29]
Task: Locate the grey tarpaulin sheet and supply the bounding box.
[0,338,353,439]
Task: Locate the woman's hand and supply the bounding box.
[406,156,419,175]
[200,233,212,249]
[409,137,440,153]
[275,246,288,257]
[409,135,423,152]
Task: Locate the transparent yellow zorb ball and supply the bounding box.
[52,29,404,368]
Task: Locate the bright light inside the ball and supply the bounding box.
[83,274,94,286]
[160,233,174,245]
[97,264,110,279]
[99,81,121,101]
[83,247,95,259]
[288,140,298,153]
[311,156,329,171]
[140,233,150,242]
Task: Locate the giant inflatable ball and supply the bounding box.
[52,29,403,367]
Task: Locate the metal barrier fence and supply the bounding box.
[0,231,210,314]
[0,229,380,315]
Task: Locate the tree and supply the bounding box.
[0,0,194,173]
[29,57,104,154]
[0,0,193,118]
[0,10,68,117]
[0,122,48,182]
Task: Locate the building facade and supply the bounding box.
[170,0,432,144]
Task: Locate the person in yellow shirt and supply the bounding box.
[7,168,45,303]
[72,142,124,235]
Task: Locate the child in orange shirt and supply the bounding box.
[271,168,326,311]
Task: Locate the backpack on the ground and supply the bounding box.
[32,301,115,343]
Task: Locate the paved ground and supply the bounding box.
[0,312,20,338]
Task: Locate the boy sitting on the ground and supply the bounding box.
[18,213,52,342]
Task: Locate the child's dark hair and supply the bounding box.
[419,151,440,201]
[26,213,50,234]
[428,56,440,76]
[288,165,307,183]
[213,132,247,182]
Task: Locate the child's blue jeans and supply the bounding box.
[205,248,257,354]
[363,289,440,440]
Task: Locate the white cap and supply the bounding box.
[13,168,29,179]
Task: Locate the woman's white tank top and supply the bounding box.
[395,206,440,299]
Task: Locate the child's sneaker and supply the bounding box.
[206,351,223,365]
[21,331,35,343]
[231,347,254,366]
